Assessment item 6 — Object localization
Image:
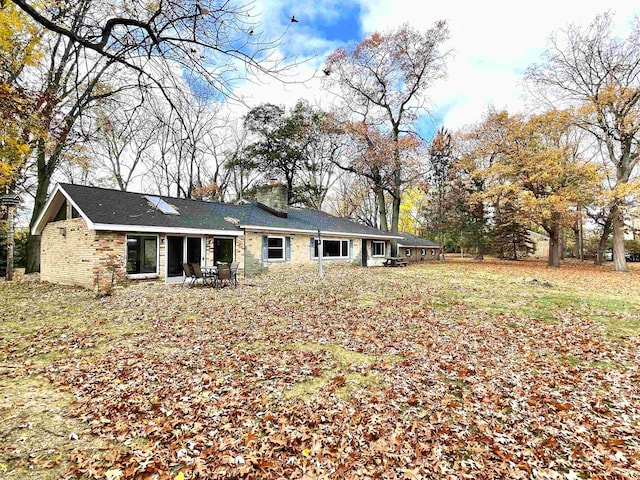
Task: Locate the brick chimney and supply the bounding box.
[256,180,288,218]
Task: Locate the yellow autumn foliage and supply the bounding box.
[0,2,43,190]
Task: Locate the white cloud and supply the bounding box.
[235,0,639,133]
[355,0,640,131]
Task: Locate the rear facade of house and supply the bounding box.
[34,183,400,290]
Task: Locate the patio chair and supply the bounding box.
[191,263,215,287]
[217,264,232,288]
[230,262,239,287]
[181,263,195,287]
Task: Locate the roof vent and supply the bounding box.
[144,195,180,215]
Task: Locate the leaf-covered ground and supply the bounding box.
[1,259,639,479]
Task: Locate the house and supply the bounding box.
[397,232,441,262]
[528,230,550,259]
[32,182,402,289]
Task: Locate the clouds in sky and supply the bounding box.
[228,0,639,137]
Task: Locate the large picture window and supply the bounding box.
[313,239,349,259]
[372,241,385,257]
[126,235,158,274]
[267,236,285,260]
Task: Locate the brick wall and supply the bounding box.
[41,218,126,290]
[362,239,389,267]
[244,231,364,276]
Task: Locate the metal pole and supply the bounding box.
[317,229,323,277]
[6,205,15,281]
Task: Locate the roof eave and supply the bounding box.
[240,224,403,239]
[32,184,93,235]
[398,243,440,248]
[91,223,243,236]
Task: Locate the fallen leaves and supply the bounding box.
[1,260,639,478]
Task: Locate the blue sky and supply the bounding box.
[230,0,640,141]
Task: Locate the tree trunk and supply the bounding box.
[594,213,612,266]
[547,223,561,268]
[375,187,388,232]
[25,145,55,273]
[474,217,484,260]
[390,189,401,257]
[611,203,628,272]
[577,206,584,260]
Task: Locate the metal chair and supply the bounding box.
[216,264,231,288]
[191,263,215,287]
[230,262,239,287]
[181,263,195,287]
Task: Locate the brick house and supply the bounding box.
[397,232,441,262]
[32,182,401,289]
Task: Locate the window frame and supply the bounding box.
[371,241,386,257]
[266,235,286,261]
[125,234,159,277]
[313,238,350,260]
[405,248,411,257]
[420,248,427,257]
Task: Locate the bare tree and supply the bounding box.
[527,13,640,272]
[326,173,383,228]
[89,99,155,190]
[225,126,260,201]
[11,0,292,101]
[16,4,126,272]
[325,23,450,254]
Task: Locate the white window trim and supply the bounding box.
[405,248,411,257]
[371,241,386,257]
[267,235,286,261]
[312,238,350,260]
[421,248,427,256]
[213,236,236,264]
[125,234,159,277]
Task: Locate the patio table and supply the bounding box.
[201,265,218,286]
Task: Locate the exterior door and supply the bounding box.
[167,236,184,277]
[186,237,202,265]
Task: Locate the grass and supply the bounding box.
[0,258,639,478]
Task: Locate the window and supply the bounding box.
[267,236,285,260]
[405,248,411,257]
[420,248,427,257]
[126,235,158,274]
[313,239,349,259]
[431,249,436,256]
[71,206,81,218]
[54,200,67,221]
[371,241,385,257]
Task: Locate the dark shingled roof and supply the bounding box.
[58,183,397,238]
[61,183,241,231]
[397,232,440,248]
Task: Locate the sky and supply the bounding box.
[228,0,640,140]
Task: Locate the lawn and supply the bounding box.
[1,259,639,479]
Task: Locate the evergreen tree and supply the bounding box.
[493,199,533,260]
